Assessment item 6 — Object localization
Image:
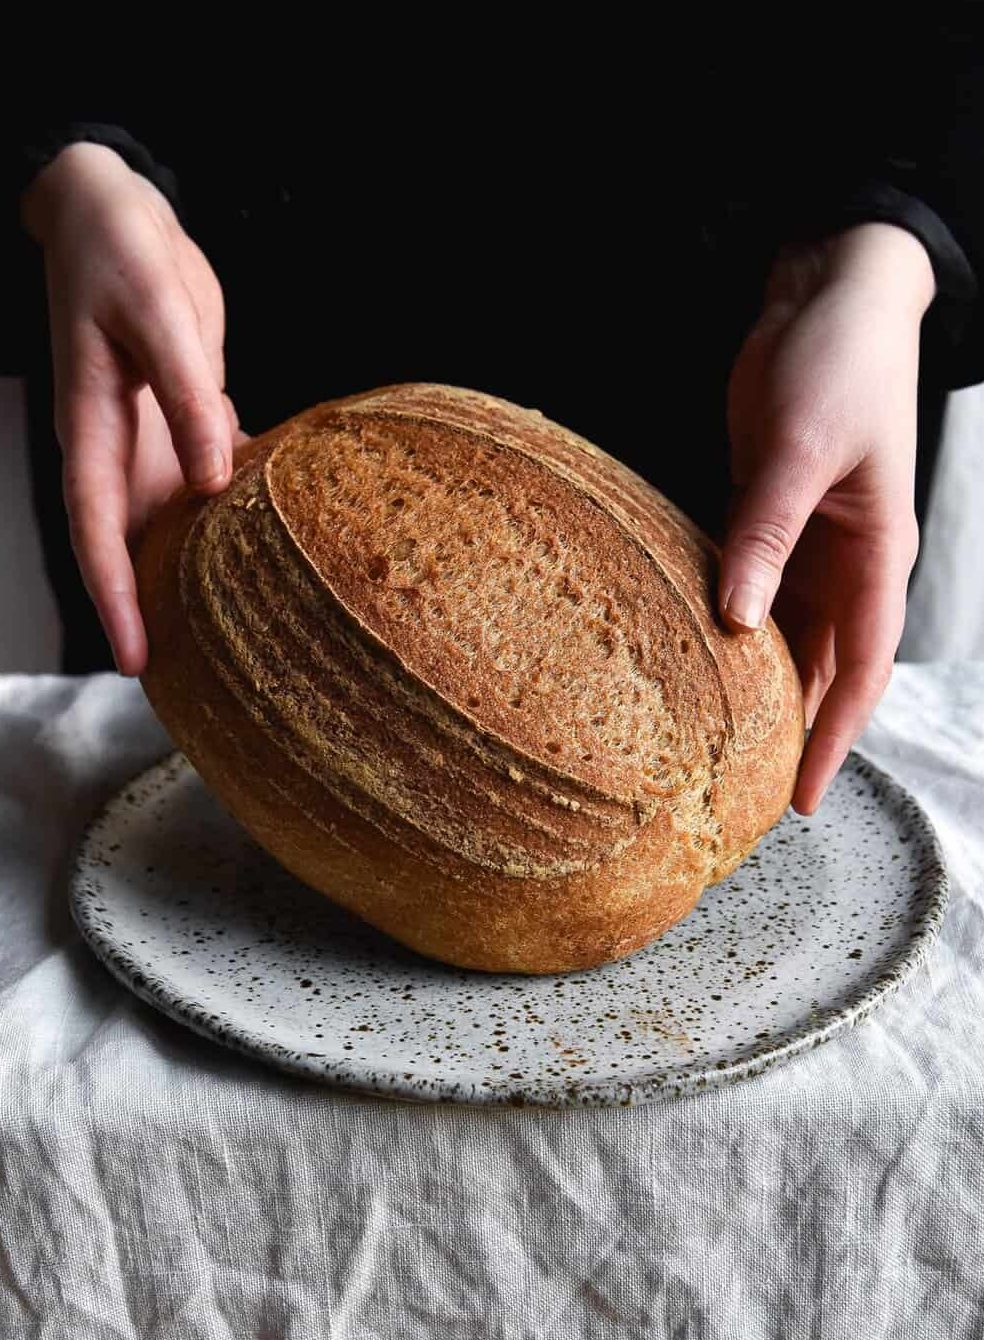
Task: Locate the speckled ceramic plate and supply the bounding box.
[70,750,947,1108]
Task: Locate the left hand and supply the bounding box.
[720,223,936,814]
[20,142,243,675]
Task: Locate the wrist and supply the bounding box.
[823,223,936,319]
[20,142,135,245]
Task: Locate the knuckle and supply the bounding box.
[844,655,894,699]
[734,518,795,570]
[814,726,856,760]
[62,470,113,553]
[164,383,214,439]
[772,414,828,470]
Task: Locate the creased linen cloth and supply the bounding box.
[0,666,981,1340]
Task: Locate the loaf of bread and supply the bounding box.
[136,383,804,973]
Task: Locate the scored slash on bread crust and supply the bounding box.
[136,384,804,974]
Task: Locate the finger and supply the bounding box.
[221,393,252,454]
[180,237,226,388]
[792,573,907,814]
[719,427,833,632]
[200,324,225,390]
[799,622,836,729]
[718,423,841,632]
[112,283,231,493]
[783,614,836,728]
[770,583,835,728]
[59,385,148,676]
[221,392,241,440]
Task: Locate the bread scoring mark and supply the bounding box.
[178,454,654,881]
[268,412,709,798]
[324,384,801,864]
[270,407,736,870]
[338,383,792,758]
[299,389,733,863]
[175,384,797,886]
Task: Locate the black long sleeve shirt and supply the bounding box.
[4,22,983,669]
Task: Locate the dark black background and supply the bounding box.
[5,21,982,669]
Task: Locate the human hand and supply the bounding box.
[720,223,935,814]
[21,142,239,676]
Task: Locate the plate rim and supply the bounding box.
[69,747,950,1109]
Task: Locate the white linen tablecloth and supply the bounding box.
[1,666,982,1340]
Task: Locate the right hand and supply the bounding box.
[21,142,239,676]
[720,224,931,813]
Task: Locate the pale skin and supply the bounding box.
[22,143,937,815]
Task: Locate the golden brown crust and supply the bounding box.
[136,384,804,973]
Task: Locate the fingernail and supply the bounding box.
[724,582,768,630]
[191,447,227,488]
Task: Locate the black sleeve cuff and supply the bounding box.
[17,122,181,216]
[828,179,978,350]
[788,177,982,387]
[0,122,182,374]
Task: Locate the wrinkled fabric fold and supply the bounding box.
[0,668,982,1338]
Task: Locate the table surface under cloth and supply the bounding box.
[0,665,982,1340]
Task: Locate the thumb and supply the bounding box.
[719,442,827,631]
